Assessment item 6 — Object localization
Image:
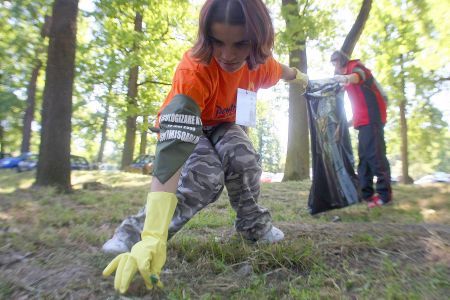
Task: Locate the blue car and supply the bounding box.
[17,154,38,172]
[0,153,33,169]
[16,154,90,172]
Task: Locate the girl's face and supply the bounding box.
[331,59,346,75]
[210,22,251,72]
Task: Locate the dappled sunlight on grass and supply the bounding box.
[258,181,435,224]
[0,169,35,193]
[0,211,12,221]
[393,183,450,224]
[1,172,449,299]
[71,170,151,189]
[420,208,437,219]
[0,170,152,193]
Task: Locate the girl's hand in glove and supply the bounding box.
[103,237,166,293]
[103,192,177,294]
[289,67,309,94]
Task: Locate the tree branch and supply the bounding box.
[137,79,171,86]
[437,77,450,82]
[341,0,373,56]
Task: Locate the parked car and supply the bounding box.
[414,172,450,185]
[97,163,119,171]
[260,172,284,183]
[71,155,90,170]
[125,154,154,175]
[15,154,90,172]
[260,172,273,183]
[17,154,39,172]
[0,152,33,169]
[0,152,11,159]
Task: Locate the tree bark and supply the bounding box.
[399,99,410,183]
[97,102,110,164]
[284,46,310,181]
[121,12,142,169]
[341,0,373,56]
[139,115,148,155]
[0,123,4,155]
[35,0,79,192]
[21,59,42,154]
[399,54,413,184]
[282,0,310,181]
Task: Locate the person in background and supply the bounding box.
[331,50,392,208]
[102,0,309,294]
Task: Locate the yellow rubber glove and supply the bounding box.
[288,67,309,95]
[103,192,177,294]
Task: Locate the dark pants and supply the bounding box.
[357,123,392,203]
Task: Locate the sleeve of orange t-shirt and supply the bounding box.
[257,56,283,89]
[166,68,211,113]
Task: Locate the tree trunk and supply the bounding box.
[258,126,263,157]
[341,0,373,56]
[97,102,110,164]
[35,0,79,192]
[21,59,42,154]
[0,123,4,155]
[281,0,310,181]
[284,46,310,181]
[399,55,413,184]
[399,99,411,183]
[139,115,148,155]
[120,12,142,169]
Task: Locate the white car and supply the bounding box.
[414,172,450,184]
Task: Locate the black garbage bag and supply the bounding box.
[306,79,360,214]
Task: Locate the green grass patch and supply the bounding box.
[1,171,449,299]
[0,281,14,299]
[170,235,319,274]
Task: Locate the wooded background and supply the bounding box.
[0,0,448,191]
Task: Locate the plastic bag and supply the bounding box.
[305,79,360,214]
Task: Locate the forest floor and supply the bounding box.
[1,170,449,299]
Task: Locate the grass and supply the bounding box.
[0,169,449,299]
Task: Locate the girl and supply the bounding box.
[103,0,308,293]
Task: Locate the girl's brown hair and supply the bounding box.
[330,50,350,68]
[191,0,274,70]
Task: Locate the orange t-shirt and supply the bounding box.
[158,50,282,126]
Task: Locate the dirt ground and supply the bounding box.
[1,222,449,299]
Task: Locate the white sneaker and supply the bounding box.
[258,226,284,243]
[102,236,131,254]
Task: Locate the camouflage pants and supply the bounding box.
[112,124,272,248]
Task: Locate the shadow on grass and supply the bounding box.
[1,171,449,299]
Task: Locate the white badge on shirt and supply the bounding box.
[236,88,257,127]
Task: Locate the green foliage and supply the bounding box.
[69,0,197,163]
[1,0,448,176]
[407,100,450,174]
[0,0,52,154]
[249,100,283,172]
[277,0,338,54]
[0,90,22,120]
[357,0,449,178]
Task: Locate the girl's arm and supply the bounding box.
[280,63,309,94]
[280,63,297,81]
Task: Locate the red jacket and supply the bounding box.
[344,60,387,128]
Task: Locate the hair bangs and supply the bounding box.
[191,0,274,70]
